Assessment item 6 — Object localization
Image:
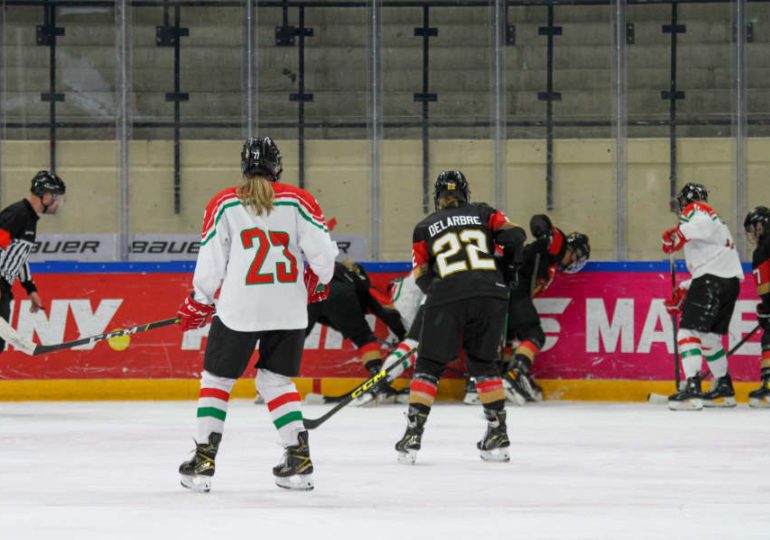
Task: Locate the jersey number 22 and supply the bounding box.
[433,229,496,277]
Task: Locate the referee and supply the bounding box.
[0,170,66,352]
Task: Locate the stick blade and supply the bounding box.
[0,317,36,355]
[647,393,669,405]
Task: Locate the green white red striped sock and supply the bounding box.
[256,368,304,446]
[678,334,703,378]
[196,370,236,442]
[703,345,728,378]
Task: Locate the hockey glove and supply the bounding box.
[177,294,215,331]
[661,226,686,254]
[757,303,770,331]
[304,266,330,303]
[664,287,687,315]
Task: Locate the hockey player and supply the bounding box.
[744,206,770,407]
[306,257,406,401]
[662,183,743,410]
[0,170,66,352]
[395,170,526,464]
[499,216,591,404]
[177,137,338,492]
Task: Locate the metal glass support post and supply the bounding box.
[733,0,748,258]
[117,0,132,261]
[491,0,507,211]
[538,4,561,211]
[39,0,65,172]
[291,6,313,189]
[662,2,686,201]
[414,6,437,214]
[243,0,259,138]
[612,0,628,260]
[367,0,383,259]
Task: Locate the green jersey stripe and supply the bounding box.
[273,201,328,232]
[201,199,242,246]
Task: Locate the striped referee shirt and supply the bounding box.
[0,199,39,293]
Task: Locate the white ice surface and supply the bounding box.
[2,400,770,540]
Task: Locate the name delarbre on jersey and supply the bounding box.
[427,214,483,237]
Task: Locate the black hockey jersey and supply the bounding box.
[752,232,770,309]
[510,225,568,297]
[412,202,510,307]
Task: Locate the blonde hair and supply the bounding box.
[237,175,274,215]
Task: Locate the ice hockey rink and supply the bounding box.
[2,399,769,540]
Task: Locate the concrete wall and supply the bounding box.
[2,137,770,261]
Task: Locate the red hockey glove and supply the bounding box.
[304,266,330,303]
[661,226,686,254]
[664,287,687,315]
[177,294,215,331]
[757,303,770,331]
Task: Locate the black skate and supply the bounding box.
[273,431,314,491]
[702,373,736,408]
[179,432,221,493]
[477,409,511,462]
[503,356,543,403]
[749,377,770,408]
[395,412,427,465]
[463,378,480,405]
[668,376,703,411]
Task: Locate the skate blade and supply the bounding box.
[703,397,736,408]
[397,450,417,465]
[668,399,703,411]
[180,474,211,493]
[274,473,314,491]
[749,397,770,408]
[463,393,480,406]
[480,448,510,462]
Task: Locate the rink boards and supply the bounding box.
[0,260,764,401]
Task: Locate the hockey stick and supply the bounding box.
[669,252,681,389]
[648,323,762,404]
[0,316,179,355]
[303,344,417,430]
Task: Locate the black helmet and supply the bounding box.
[562,232,590,274]
[672,183,708,213]
[30,170,66,198]
[241,136,283,181]
[434,170,469,210]
[744,206,770,243]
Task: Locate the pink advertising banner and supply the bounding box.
[533,270,762,381]
[0,263,762,382]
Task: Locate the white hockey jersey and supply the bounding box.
[192,183,338,332]
[678,202,743,281]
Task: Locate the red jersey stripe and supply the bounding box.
[548,228,564,255]
[0,229,11,250]
[487,210,507,231]
[412,240,429,268]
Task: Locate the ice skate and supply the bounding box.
[502,376,527,406]
[273,431,314,490]
[749,377,770,408]
[179,432,221,493]
[668,376,703,411]
[395,411,427,465]
[702,373,736,408]
[504,363,543,402]
[463,378,480,405]
[477,409,510,462]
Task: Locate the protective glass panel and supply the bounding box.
[1,2,120,260]
[380,4,496,261]
[128,1,246,256]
